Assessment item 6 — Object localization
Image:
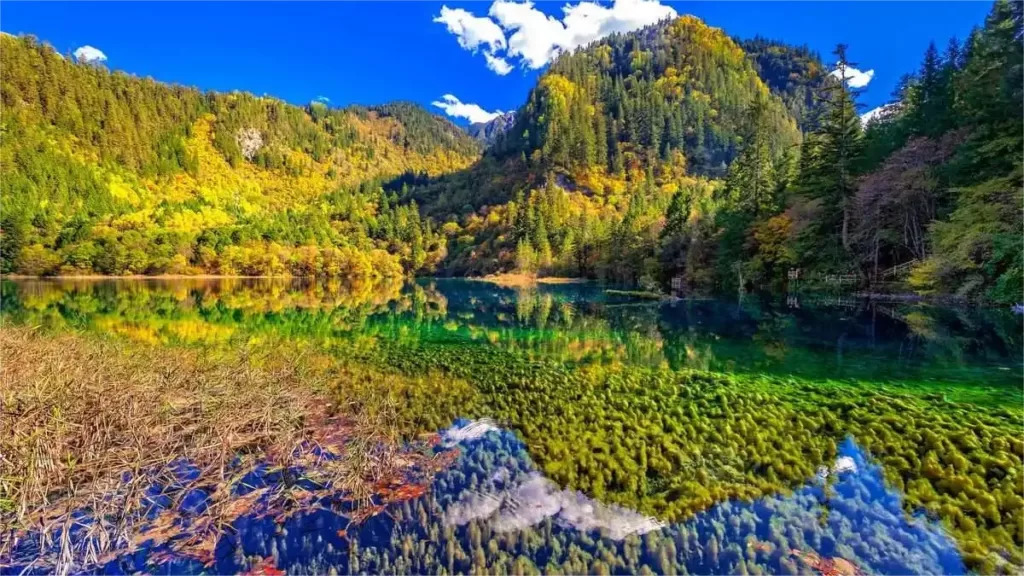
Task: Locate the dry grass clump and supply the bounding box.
[472,273,590,288]
[0,326,441,573]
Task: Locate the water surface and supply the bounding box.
[2,278,1021,574]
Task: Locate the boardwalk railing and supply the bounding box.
[881,259,919,279]
[824,273,859,285]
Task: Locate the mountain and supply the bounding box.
[467,112,516,146]
[0,34,480,278]
[403,16,802,279]
[4,1,1018,304]
[492,17,800,179]
[406,4,1021,305]
[739,37,826,131]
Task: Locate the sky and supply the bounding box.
[1,1,993,125]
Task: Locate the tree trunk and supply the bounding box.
[842,203,850,251]
[873,233,879,283]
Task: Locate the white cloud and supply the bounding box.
[488,1,567,69]
[436,0,676,74]
[484,52,513,75]
[830,65,874,88]
[434,6,507,54]
[432,94,503,124]
[315,95,330,104]
[73,45,106,64]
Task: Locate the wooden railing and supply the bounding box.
[881,259,919,279]
[824,273,858,285]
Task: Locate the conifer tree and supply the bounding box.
[796,44,864,265]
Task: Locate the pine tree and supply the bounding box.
[797,44,864,264]
[724,96,778,217]
[533,219,553,268]
[908,41,954,137]
[658,190,692,286]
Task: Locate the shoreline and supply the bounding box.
[2,273,299,280]
[1,274,1013,310]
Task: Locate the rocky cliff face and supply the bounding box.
[467,111,516,147]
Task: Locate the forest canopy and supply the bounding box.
[0,34,479,279]
[403,3,1022,303]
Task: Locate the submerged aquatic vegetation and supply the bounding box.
[78,423,971,575]
[604,289,668,300]
[1,278,1022,573]
[352,339,1024,572]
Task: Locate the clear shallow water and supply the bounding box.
[2,278,1022,574]
[414,279,1022,388]
[3,277,1020,388]
[5,422,967,575]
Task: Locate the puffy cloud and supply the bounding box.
[434,6,507,54]
[830,65,875,88]
[484,52,513,75]
[73,45,107,64]
[436,0,676,74]
[487,0,567,69]
[314,95,330,104]
[432,94,504,124]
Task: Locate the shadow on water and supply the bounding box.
[8,421,964,575]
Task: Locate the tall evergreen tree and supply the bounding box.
[658,190,692,286]
[796,44,864,266]
[723,96,779,217]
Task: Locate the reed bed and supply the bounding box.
[0,326,443,574]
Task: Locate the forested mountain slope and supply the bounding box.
[0,35,480,278]
[403,16,802,281]
[2,1,1019,303]
[860,0,1023,302]
[739,37,826,131]
[408,4,1020,304]
[496,16,801,178]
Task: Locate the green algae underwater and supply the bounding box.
[1,277,1022,574]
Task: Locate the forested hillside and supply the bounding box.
[497,16,801,178]
[816,0,1022,303]
[2,2,1019,303]
[405,16,802,284]
[0,34,480,278]
[739,37,826,131]
[408,4,1020,303]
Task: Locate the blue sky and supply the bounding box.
[1,1,993,124]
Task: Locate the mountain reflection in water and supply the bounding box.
[45,420,962,575]
[1,279,1013,574]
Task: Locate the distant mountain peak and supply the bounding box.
[467,111,517,147]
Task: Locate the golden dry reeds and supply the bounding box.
[0,326,451,574]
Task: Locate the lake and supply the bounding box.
[2,278,1022,574]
